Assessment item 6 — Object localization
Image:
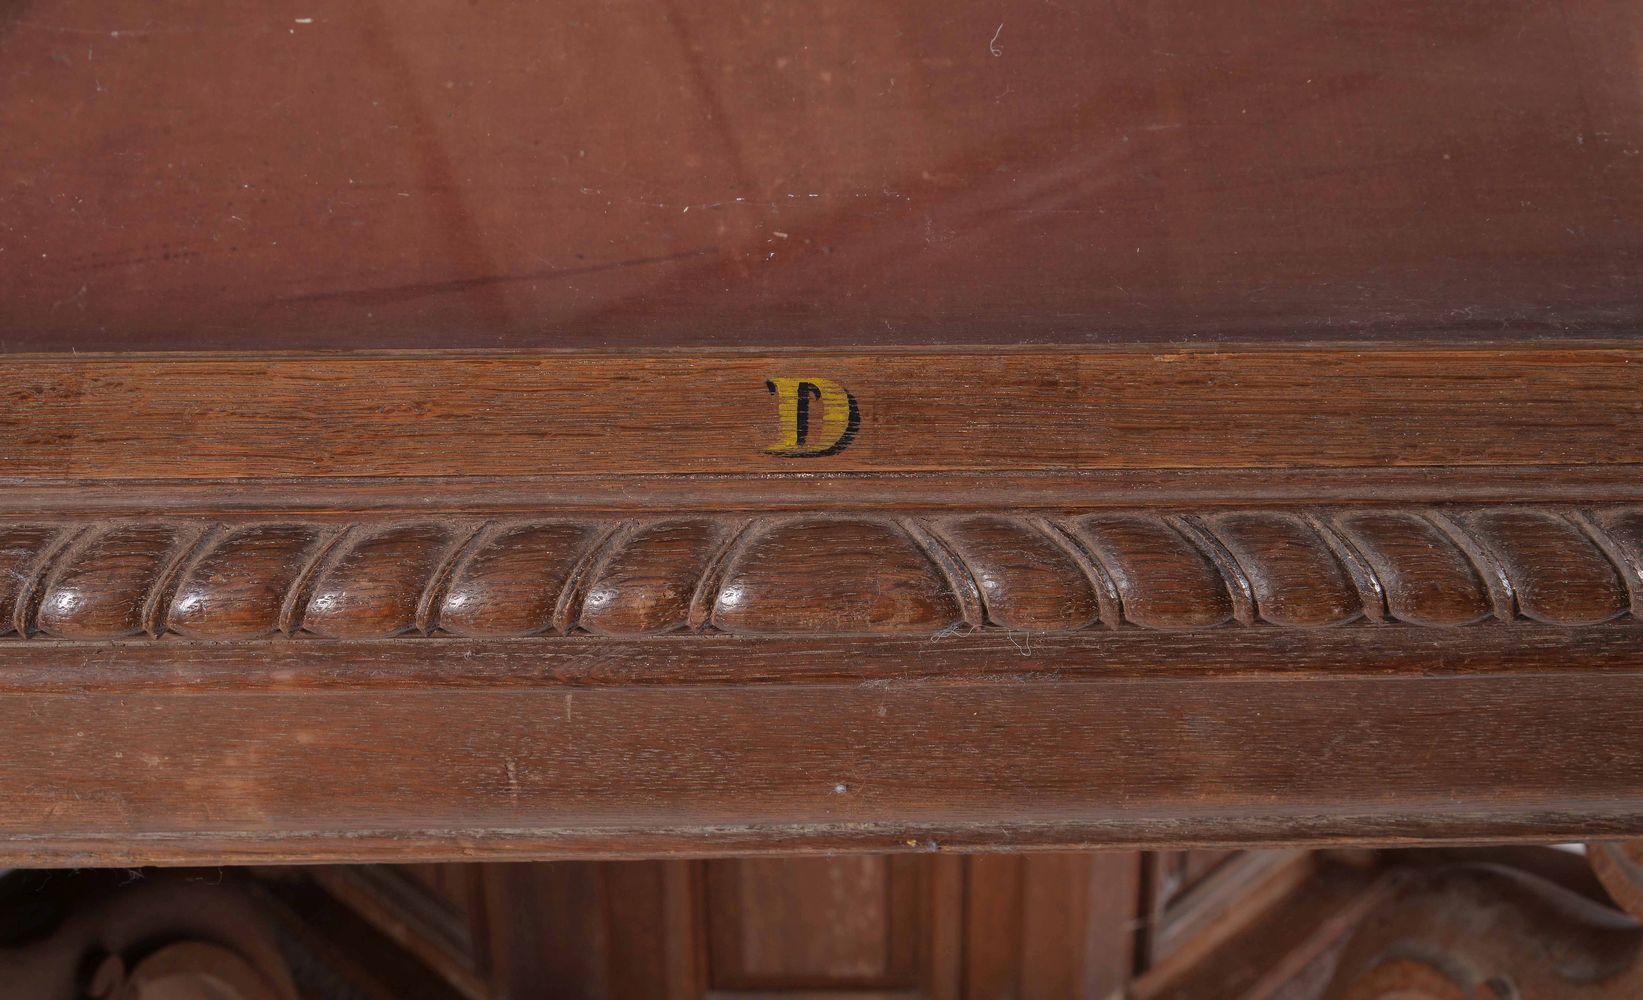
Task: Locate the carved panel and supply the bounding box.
[1322,864,1643,999]
[0,871,300,1000]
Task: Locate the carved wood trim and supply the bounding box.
[3,506,1639,640]
[1590,842,1643,922]
[0,871,301,999]
[1323,864,1643,999]
[1,345,1639,862]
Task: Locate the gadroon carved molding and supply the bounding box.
[1,507,1639,641]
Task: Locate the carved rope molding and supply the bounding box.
[2,508,1641,641]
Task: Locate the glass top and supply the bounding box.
[2,1,1640,352]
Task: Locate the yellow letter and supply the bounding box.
[765,378,858,456]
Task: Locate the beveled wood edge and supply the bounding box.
[6,819,1640,870]
[1,466,1641,513]
[1,627,1640,692]
[2,336,1636,362]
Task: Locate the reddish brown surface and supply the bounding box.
[7,848,1639,998]
[2,506,1640,641]
[3,347,1641,478]
[3,0,1642,350]
[0,344,1639,864]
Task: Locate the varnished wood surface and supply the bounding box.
[2,345,1642,478]
[6,465,1643,516]
[1,669,1641,865]
[3,1,1640,351]
[2,627,1642,691]
[0,343,1638,862]
[1,505,1640,641]
[2,0,1641,877]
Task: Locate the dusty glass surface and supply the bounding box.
[2,0,1640,351]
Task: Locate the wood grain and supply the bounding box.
[0,671,1641,866]
[0,344,1638,864]
[1,626,1641,693]
[2,346,1642,478]
[4,0,1642,879]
